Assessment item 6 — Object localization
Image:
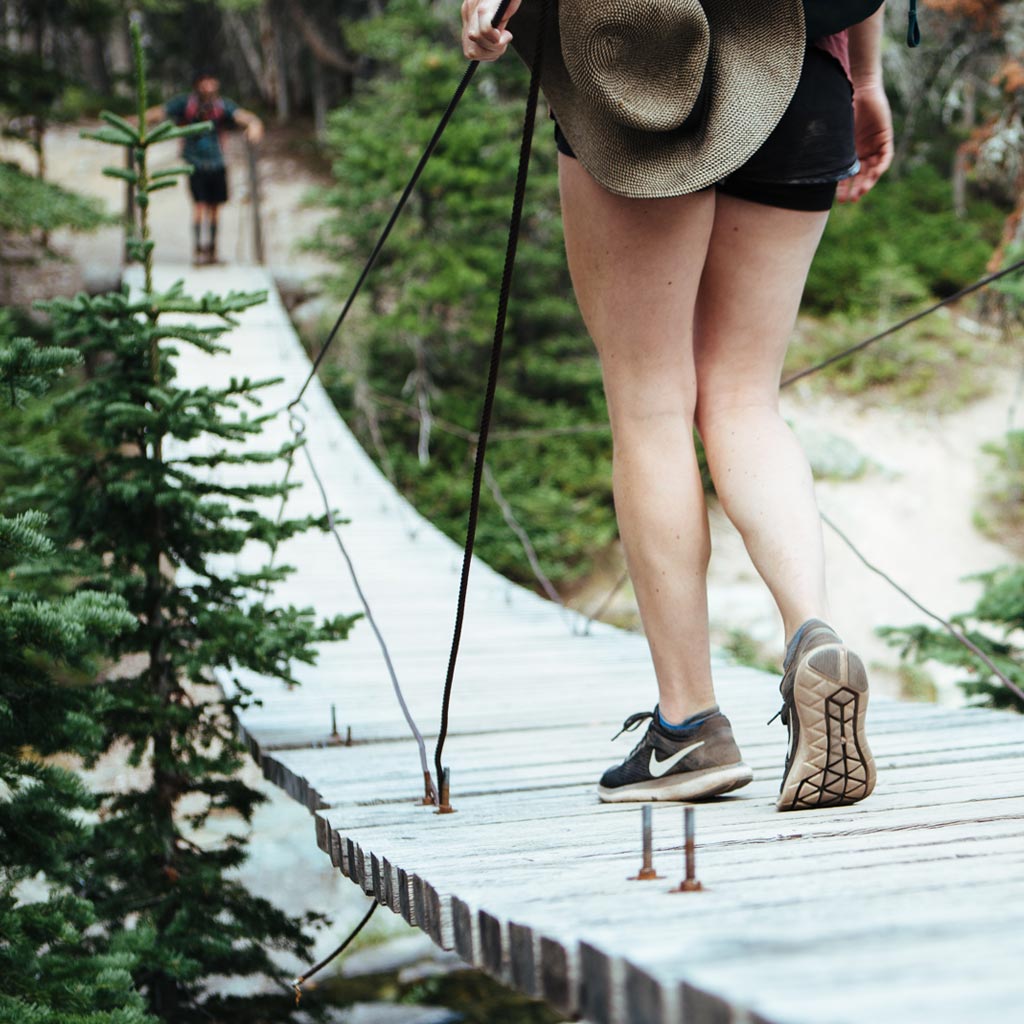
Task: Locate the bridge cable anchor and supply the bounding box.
[670,806,703,893]
[628,805,663,880]
[436,766,456,814]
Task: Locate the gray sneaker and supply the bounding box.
[773,619,876,812]
[597,706,753,803]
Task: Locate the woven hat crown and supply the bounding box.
[560,0,711,133]
[508,0,807,198]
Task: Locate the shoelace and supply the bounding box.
[611,709,654,741]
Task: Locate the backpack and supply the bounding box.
[181,93,229,151]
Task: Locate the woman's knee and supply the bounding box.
[607,386,698,446]
[693,388,777,449]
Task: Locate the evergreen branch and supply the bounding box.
[99,110,141,142]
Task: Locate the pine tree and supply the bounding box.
[0,329,152,1024]
[17,26,357,1021]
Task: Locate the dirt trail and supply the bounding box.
[1,121,334,302]
[9,123,1021,707]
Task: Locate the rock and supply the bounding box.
[791,422,868,480]
[274,267,324,311]
[82,263,123,296]
[290,295,333,337]
[396,953,466,985]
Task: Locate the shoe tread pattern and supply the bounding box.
[778,645,876,812]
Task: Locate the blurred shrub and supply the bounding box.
[806,163,1004,316]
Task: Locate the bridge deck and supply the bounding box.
[161,265,1024,1024]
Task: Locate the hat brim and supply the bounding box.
[510,0,807,199]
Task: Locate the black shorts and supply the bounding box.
[188,166,229,206]
[554,46,857,212]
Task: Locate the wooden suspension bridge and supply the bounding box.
[158,263,1024,1024]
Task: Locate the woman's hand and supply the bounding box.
[837,82,894,204]
[461,0,521,61]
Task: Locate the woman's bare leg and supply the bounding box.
[693,194,831,643]
[559,156,717,723]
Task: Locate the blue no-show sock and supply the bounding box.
[657,704,719,735]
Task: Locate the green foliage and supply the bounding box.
[0,329,149,1023]
[3,26,357,1021]
[783,306,993,409]
[977,428,1024,554]
[882,565,1024,712]
[805,164,1004,316]
[718,629,779,675]
[310,0,616,587]
[0,161,107,235]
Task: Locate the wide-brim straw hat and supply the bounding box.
[509,0,808,199]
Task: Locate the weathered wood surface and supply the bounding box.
[157,265,1024,1024]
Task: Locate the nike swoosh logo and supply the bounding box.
[649,740,705,778]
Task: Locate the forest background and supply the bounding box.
[2,1,1024,1022]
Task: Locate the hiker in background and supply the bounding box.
[463,0,894,811]
[142,70,264,265]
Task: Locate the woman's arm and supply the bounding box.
[838,5,894,203]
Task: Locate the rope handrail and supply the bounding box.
[286,0,520,413]
[481,460,571,620]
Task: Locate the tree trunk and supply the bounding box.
[311,56,327,141]
[224,7,267,103]
[264,0,290,121]
[952,145,968,219]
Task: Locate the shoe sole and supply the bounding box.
[597,762,753,803]
[777,644,876,812]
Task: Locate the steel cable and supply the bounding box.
[291,410,437,804]
[821,511,1024,704]
[782,255,1024,389]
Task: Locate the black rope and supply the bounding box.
[782,255,1024,389]
[292,900,378,1005]
[433,0,549,802]
[290,93,468,407]
[287,0,518,412]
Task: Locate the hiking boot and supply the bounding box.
[597,706,753,803]
[192,248,207,266]
[773,619,876,812]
